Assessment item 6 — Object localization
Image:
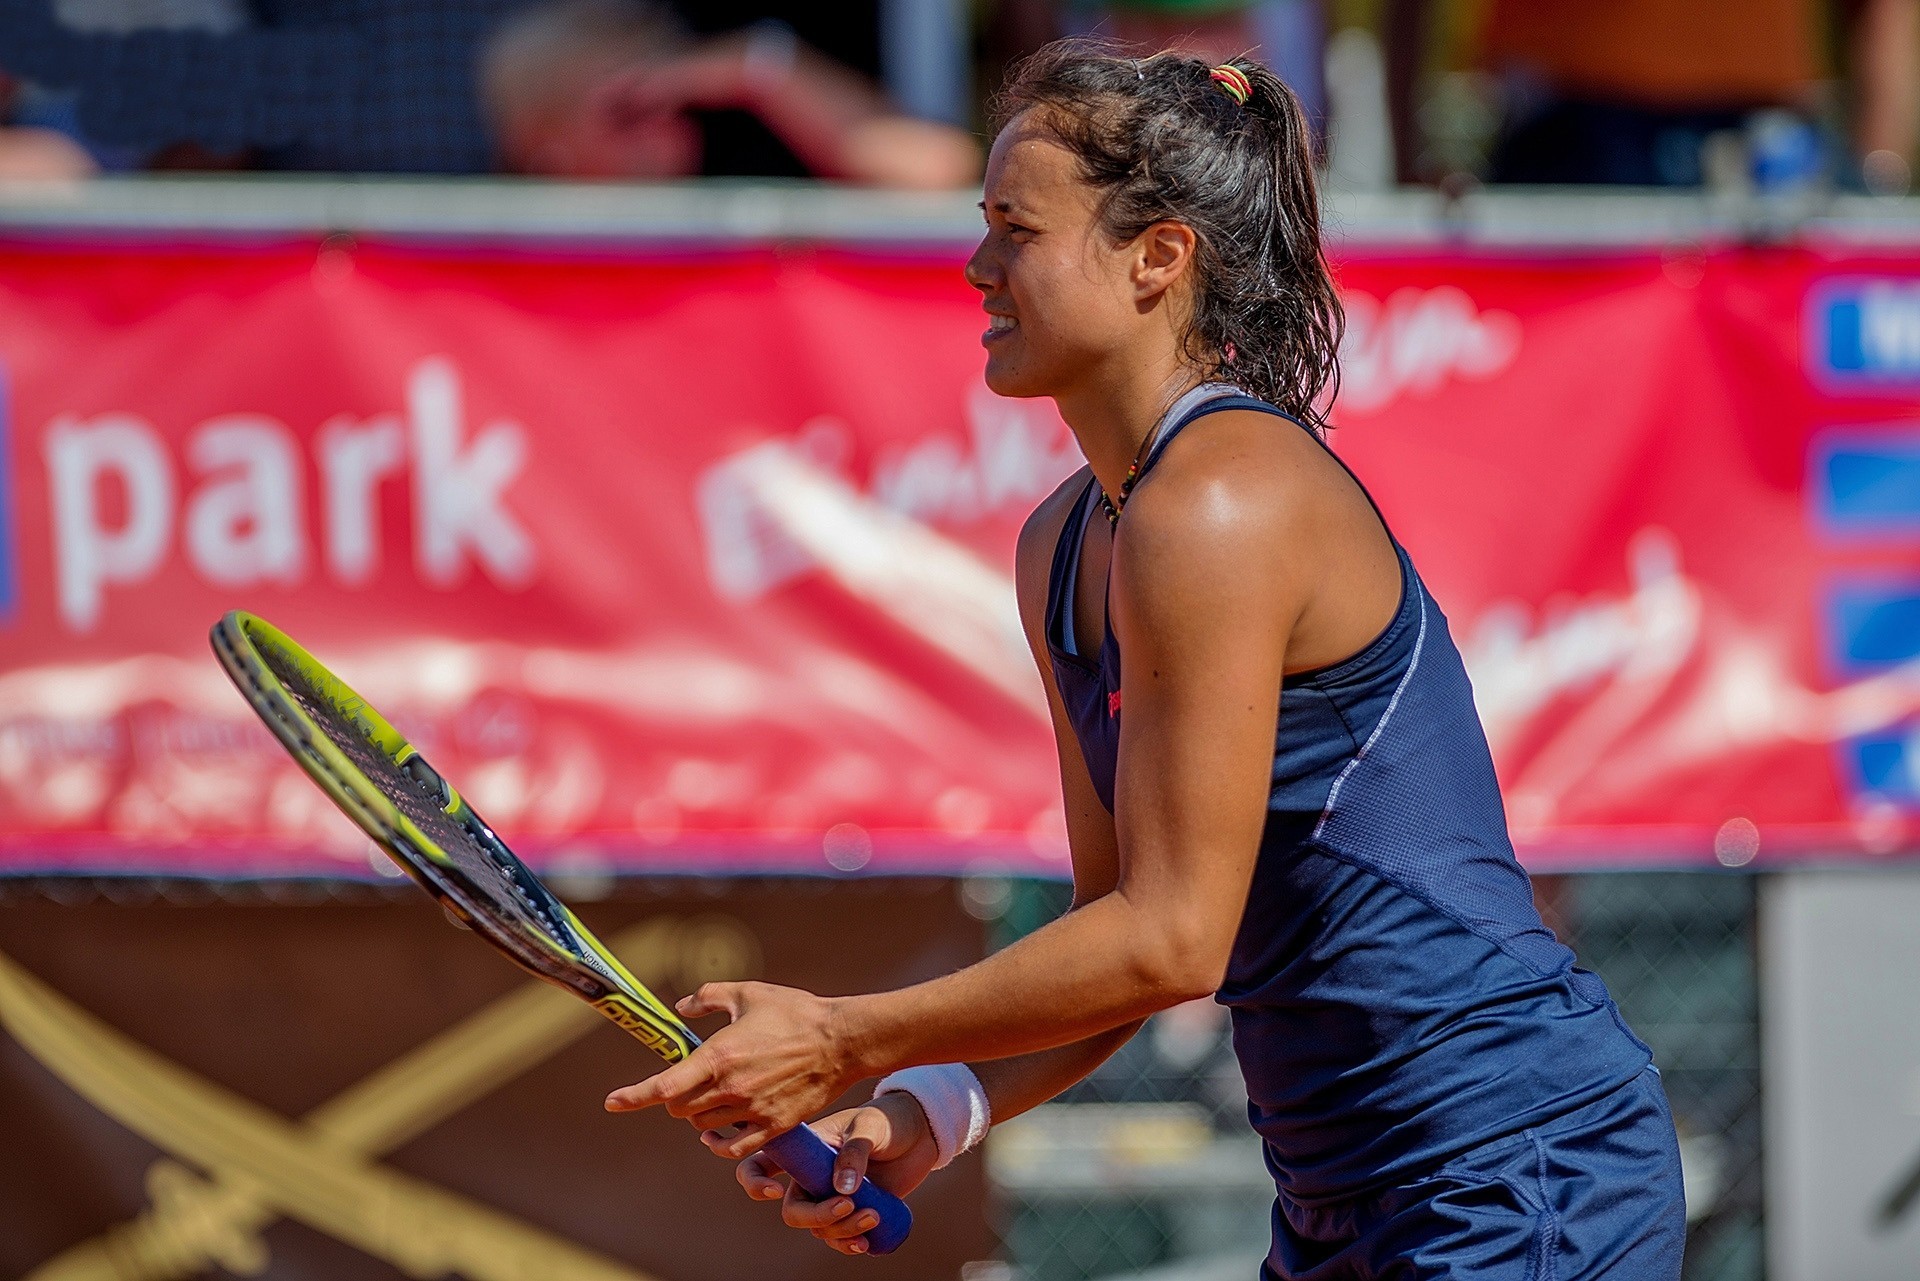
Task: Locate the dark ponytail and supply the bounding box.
[991,39,1343,431]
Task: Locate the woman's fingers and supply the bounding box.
[810,1206,883,1244]
[729,1148,786,1201]
[674,981,747,1021]
[709,1124,776,1160]
[829,1105,891,1194]
[779,1187,857,1231]
[722,1106,909,1254]
[610,1073,740,1124]
[780,1189,881,1252]
[603,1051,713,1112]
[781,1166,881,1249]
[703,1123,775,1167]
[688,1105,754,1133]
[817,1231,873,1255]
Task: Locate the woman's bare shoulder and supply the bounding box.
[1119,410,1335,550]
[1113,411,1399,666]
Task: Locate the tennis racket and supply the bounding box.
[210,610,913,1254]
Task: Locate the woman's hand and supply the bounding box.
[603,981,862,1156]
[723,1092,940,1256]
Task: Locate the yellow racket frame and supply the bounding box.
[211,610,696,1064]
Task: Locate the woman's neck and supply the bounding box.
[1054,354,1211,501]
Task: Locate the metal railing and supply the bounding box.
[1,175,1919,247]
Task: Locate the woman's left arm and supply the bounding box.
[608,455,1308,1156]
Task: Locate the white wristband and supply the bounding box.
[872,1064,991,1169]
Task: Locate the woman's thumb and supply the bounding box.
[831,1106,892,1193]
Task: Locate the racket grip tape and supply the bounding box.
[761,1125,913,1254]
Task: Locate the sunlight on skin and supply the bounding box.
[965,112,1209,502]
[603,96,1401,1264]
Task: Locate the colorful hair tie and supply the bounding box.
[1209,64,1252,106]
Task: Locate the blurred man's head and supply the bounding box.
[1087,0,1259,63]
[482,0,699,178]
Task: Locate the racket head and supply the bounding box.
[211,610,697,1064]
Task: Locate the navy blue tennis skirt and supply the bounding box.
[1263,1066,1686,1280]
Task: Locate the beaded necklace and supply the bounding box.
[1098,382,1239,525]
[1097,427,1159,526]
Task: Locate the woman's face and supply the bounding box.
[965,112,1153,399]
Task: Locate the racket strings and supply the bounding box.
[225,619,703,1072]
[263,648,570,944]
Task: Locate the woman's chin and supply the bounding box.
[983,355,1054,400]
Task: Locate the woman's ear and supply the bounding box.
[1133,220,1198,304]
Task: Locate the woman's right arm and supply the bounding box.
[733,473,1146,1249]
[860,470,1143,1115]
[968,472,1137,1121]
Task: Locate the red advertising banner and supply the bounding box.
[1,233,1918,876]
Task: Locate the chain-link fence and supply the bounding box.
[978,872,1763,1281]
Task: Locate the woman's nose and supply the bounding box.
[964,238,996,293]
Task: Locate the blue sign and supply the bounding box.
[1812,424,1920,810]
[1812,434,1920,535]
[1849,731,1920,804]
[1825,582,1920,677]
[1812,280,1920,384]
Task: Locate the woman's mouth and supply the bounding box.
[983,314,1017,344]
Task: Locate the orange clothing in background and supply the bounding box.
[1482,0,1822,108]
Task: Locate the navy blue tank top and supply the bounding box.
[1045,392,1651,1206]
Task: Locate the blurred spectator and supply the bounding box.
[991,0,1328,145]
[1387,0,1920,191]
[481,0,980,186]
[0,0,980,184]
[1075,0,1265,59]
[0,0,526,172]
[1850,0,1920,191]
[3,0,253,170]
[0,72,96,179]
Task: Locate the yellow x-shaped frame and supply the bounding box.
[0,918,737,1281]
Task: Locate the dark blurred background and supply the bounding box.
[2,0,1915,194]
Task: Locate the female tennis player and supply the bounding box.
[608,40,1687,1278]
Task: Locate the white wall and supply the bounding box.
[1763,870,1920,1280]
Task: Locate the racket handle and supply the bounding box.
[762,1125,913,1255]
